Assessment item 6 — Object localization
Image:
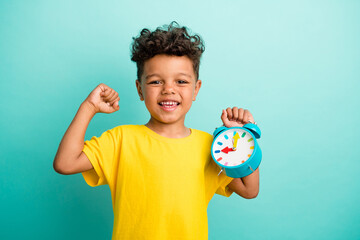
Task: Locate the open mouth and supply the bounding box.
[158,101,180,106]
[158,101,180,110]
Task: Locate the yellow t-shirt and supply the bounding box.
[82,125,233,240]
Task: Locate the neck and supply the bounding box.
[145,118,191,138]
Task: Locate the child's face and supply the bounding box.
[136,54,202,126]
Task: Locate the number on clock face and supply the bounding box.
[213,129,255,166]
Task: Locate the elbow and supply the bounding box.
[53,161,66,175]
[239,189,259,199]
[53,158,72,175]
[244,191,259,199]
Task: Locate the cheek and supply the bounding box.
[183,90,196,105]
[187,89,196,100]
[144,95,154,106]
[142,88,153,99]
[143,90,158,107]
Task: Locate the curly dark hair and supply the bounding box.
[130,21,205,81]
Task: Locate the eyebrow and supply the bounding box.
[145,73,192,80]
[145,74,160,80]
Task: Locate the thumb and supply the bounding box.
[221,109,231,126]
[114,101,120,110]
[108,101,119,113]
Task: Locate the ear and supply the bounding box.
[135,80,144,101]
[192,79,202,101]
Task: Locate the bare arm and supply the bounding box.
[53,102,96,174]
[53,83,120,175]
[228,168,259,199]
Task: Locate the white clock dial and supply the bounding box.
[212,129,255,166]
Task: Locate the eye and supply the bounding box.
[148,80,161,85]
[177,80,189,84]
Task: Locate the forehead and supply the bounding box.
[142,54,195,80]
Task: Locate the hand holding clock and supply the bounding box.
[221,107,255,128]
[219,107,256,154]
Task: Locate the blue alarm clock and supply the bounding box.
[211,123,262,178]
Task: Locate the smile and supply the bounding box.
[159,101,180,106]
[158,101,180,111]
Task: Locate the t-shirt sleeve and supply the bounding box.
[215,173,234,197]
[81,128,119,187]
[205,155,234,200]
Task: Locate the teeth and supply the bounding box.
[160,101,178,106]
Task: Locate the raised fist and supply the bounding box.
[84,83,120,114]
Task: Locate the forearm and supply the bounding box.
[228,168,259,199]
[53,101,96,170]
[241,168,259,196]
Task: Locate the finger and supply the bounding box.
[238,108,244,123]
[103,89,116,102]
[104,89,115,99]
[108,101,119,112]
[100,87,110,97]
[244,109,254,123]
[232,107,239,121]
[226,108,233,121]
[115,101,120,110]
[98,83,109,95]
[99,89,105,97]
[113,100,120,109]
[108,92,119,103]
[98,83,106,91]
[110,97,120,107]
[110,96,120,104]
[221,109,231,126]
[104,101,119,113]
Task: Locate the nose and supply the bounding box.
[161,82,175,95]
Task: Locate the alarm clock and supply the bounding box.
[211,123,262,178]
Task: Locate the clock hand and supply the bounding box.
[221,146,235,154]
[232,132,240,150]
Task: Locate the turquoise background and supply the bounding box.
[1,0,359,239]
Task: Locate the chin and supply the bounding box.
[152,116,184,125]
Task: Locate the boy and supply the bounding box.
[53,21,259,239]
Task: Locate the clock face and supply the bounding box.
[212,128,255,167]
